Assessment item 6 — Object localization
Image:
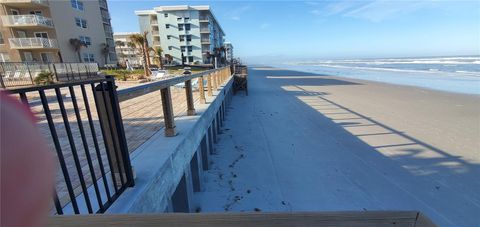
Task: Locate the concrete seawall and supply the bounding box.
[108,75,234,213]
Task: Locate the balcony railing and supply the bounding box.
[199,16,209,22]
[99,0,108,9]
[9,37,59,49]
[201,39,210,44]
[1,15,54,28]
[0,0,49,6]
[152,30,159,36]
[200,28,210,33]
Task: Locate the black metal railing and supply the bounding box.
[0,62,100,88]
[4,66,233,214]
[6,76,134,214]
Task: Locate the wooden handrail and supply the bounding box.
[117,67,230,102]
[47,211,437,227]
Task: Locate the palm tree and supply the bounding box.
[114,41,125,64]
[213,47,223,67]
[69,38,85,62]
[164,54,173,65]
[221,46,227,64]
[129,33,150,77]
[142,31,152,68]
[115,40,125,48]
[204,51,212,64]
[101,43,110,65]
[153,47,164,69]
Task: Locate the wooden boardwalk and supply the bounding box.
[25,80,200,210]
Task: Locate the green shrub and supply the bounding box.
[100,69,143,81]
[34,71,55,85]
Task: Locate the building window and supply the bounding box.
[165,24,170,29]
[164,13,168,18]
[188,56,193,62]
[186,35,192,42]
[83,53,95,62]
[0,33,4,44]
[75,17,87,28]
[71,0,84,11]
[0,52,10,62]
[184,17,190,21]
[178,24,184,31]
[179,35,185,42]
[79,36,91,45]
[29,10,42,15]
[187,46,192,52]
[168,46,172,50]
[185,24,191,31]
[180,46,186,52]
[167,35,171,40]
[177,17,182,21]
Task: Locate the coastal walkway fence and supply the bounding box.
[47,211,438,227]
[0,62,100,88]
[6,66,233,214]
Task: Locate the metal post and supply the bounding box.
[94,78,135,187]
[184,79,196,116]
[0,64,5,88]
[198,76,206,104]
[207,73,213,96]
[26,63,34,85]
[106,77,135,187]
[161,87,176,137]
[212,71,218,90]
[52,63,59,82]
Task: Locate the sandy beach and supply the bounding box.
[195,67,480,226]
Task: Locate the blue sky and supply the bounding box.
[109,0,480,61]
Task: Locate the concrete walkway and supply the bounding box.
[195,67,480,227]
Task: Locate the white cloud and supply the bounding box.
[310,9,321,15]
[344,0,431,22]
[228,5,252,21]
[310,0,434,22]
[260,23,270,29]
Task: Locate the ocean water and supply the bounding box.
[277,56,480,95]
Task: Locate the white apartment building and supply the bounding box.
[113,32,142,67]
[135,5,225,65]
[0,0,117,66]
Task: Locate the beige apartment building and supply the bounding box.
[113,32,142,67]
[0,0,116,66]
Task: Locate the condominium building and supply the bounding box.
[113,32,142,67]
[0,0,117,66]
[224,42,233,63]
[135,5,225,65]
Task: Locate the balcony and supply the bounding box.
[200,28,210,33]
[199,16,209,22]
[152,30,159,36]
[1,15,54,29]
[0,0,49,8]
[9,37,59,49]
[201,39,210,44]
[99,0,108,9]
